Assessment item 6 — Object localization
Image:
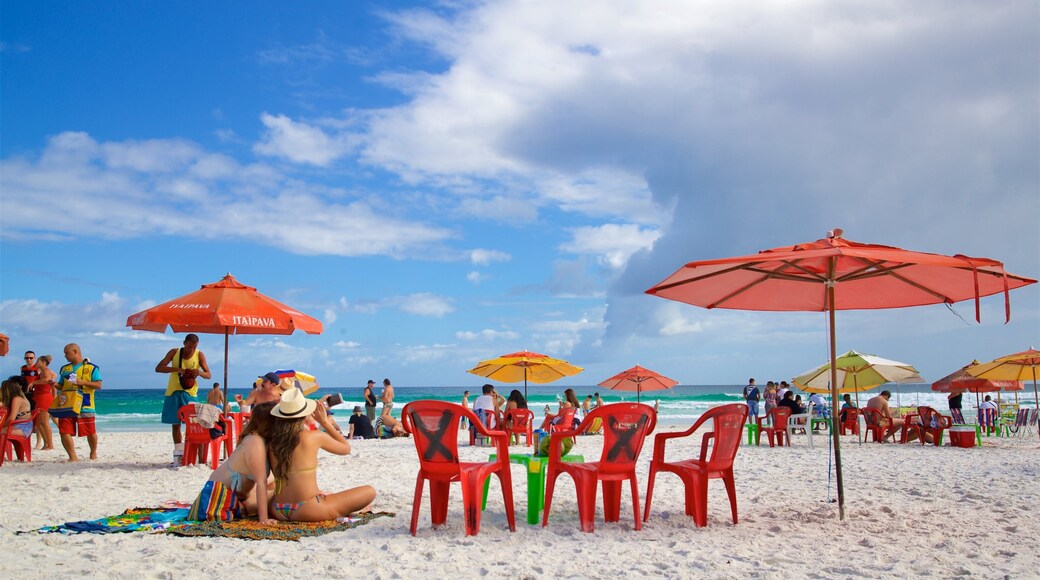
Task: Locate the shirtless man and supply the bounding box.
[380,378,395,415]
[235,372,282,411]
[866,390,903,443]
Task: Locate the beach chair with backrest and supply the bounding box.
[543,403,656,533]
[755,407,790,447]
[403,400,515,536]
[839,407,861,437]
[178,405,228,470]
[861,407,892,443]
[643,403,748,527]
[978,408,999,437]
[950,408,966,425]
[1003,408,1030,437]
[503,408,534,447]
[903,406,952,446]
[0,408,39,465]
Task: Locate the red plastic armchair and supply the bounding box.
[542,403,656,533]
[755,407,790,447]
[644,403,748,527]
[861,407,892,443]
[504,408,534,446]
[178,405,228,469]
[1,408,39,465]
[839,407,860,437]
[403,400,515,536]
[903,406,952,446]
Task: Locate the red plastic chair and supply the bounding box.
[861,407,892,442]
[542,403,656,533]
[403,400,515,536]
[755,407,790,447]
[504,408,534,446]
[0,408,39,465]
[644,403,748,527]
[902,406,952,446]
[549,407,578,433]
[839,407,860,436]
[178,405,228,470]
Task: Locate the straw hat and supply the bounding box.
[271,387,317,419]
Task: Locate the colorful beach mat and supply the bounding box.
[167,511,394,541]
[25,508,393,541]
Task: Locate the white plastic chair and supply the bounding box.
[786,403,814,448]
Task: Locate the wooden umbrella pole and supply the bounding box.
[827,276,846,521]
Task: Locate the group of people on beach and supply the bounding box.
[2,344,101,462]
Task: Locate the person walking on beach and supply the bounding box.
[155,334,212,451]
[380,378,395,416]
[743,378,760,423]
[363,380,378,421]
[57,343,102,462]
[29,355,57,450]
[460,390,471,429]
[20,351,39,401]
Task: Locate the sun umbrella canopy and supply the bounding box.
[467,350,583,399]
[0,333,8,357]
[126,273,323,335]
[967,349,1040,412]
[794,350,924,394]
[598,364,678,403]
[646,229,1036,521]
[931,361,1024,393]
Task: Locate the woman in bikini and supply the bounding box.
[188,402,278,523]
[268,388,376,522]
[1,379,33,438]
[30,355,57,449]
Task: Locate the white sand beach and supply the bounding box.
[1,428,1037,579]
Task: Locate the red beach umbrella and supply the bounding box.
[126,273,324,404]
[0,333,8,357]
[598,364,679,403]
[646,229,1036,520]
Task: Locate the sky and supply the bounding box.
[1,0,1038,391]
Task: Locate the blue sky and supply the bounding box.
[2,0,1038,391]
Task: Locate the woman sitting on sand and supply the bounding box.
[188,402,278,523]
[268,389,376,522]
[0,379,33,438]
[30,355,57,450]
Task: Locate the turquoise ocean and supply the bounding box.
[86,384,985,432]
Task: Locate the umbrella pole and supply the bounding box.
[222,328,230,408]
[826,280,846,521]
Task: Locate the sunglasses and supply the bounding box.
[24,356,34,360]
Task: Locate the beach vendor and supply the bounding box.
[155,334,212,454]
[55,343,102,462]
[188,402,277,523]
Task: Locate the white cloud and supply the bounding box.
[396,293,455,318]
[561,224,661,269]
[323,309,338,325]
[455,329,520,341]
[466,271,486,284]
[253,113,353,166]
[470,248,512,266]
[333,340,362,348]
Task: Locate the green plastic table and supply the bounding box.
[481,452,585,525]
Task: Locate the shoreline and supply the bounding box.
[2,429,1037,577]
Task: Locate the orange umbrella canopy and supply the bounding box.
[931,361,1023,393]
[126,273,323,335]
[598,365,678,403]
[646,229,1036,521]
[126,273,323,403]
[967,349,1040,412]
[0,333,9,357]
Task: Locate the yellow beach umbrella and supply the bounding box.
[467,350,583,400]
[968,348,1040,412]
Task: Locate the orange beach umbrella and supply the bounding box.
[646,229,1036,520]
[598,365,678,403]
[126,273,323,404]
[467,350,583,400]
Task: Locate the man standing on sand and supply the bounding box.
[156,334,212,450]
[57,343,102,462]
[363,380,378,421]
[743,378,760,424]
[381,378,395,416]
[460,390,471,429]
[206,382,226,412]
[20,350,39,400]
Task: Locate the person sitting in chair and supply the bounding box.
[866,390,904,443]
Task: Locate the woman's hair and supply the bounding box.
[37,355,52,368]
[1,380,27,409]
[564,388,580,408]
[239,402,276,443]
[267,415,307,483]
[508,390,527,409]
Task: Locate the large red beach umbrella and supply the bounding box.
[126,273,323,404]
[598,364,679,403]
[646,229,1036,520]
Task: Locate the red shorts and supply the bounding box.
[58,416,96,437]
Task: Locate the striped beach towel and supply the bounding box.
[187,480,242,522]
